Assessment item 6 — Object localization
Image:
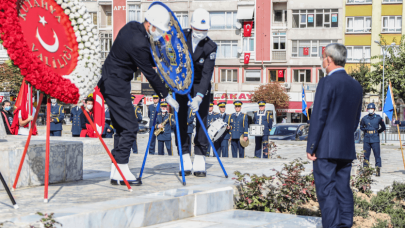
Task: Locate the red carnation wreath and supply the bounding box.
[0,0,101,104]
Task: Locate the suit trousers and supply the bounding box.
[104,95,138,164]
[50,131,61,136]
[176,90,210,156]
[363,142,381,167]
[231,139,244,158]
[313,158,354,228]
[255,136,269,158]
[158,140,172,156]
[148,133,157,155]
[132,134,138,154]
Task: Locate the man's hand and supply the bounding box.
[227,126,230,130]
[307,152,317,161]
[244,137,248,141]
[165,95,179,113]
[188,96,203,113]
[158,124,162,128]
[27,115,33,121]
[107,129,111,132]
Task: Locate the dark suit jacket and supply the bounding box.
[98,22,168,99]
[306,69,363,160]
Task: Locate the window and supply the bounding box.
[221,69,238,82]
[245,70,261,82]
[274,10,283,22]
[89,12,97,26]
[243,33,255,53]
[269,70,285,82]
[347,0,372,3]
[346,46,371,62]
[106,12,112,26]
[292,40,337,57]
[346,17,371,33]
[273,32,286,50]
[382,16,402,33]
[293,70,311,83]
[209,11,237,30]
[0,44,7,57]
[383,0,403,3]
[100,33,113,61]
[175,12,189,28]
[293,9,338,28]
[128,5,141,22]
[318,69,325,81]
[215,40,238,58]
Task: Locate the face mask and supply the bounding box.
[87,105,93,110]
[192,29,208,41]
[51,99,57,104]
[368,109,374,114]
[149,25,163,41]
[162,109,167,113]
[4,106,10,111]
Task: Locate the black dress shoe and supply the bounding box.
[193,171,206,177]
[178,170,192,176]
[376,167,381,177]
[110,179,142,186]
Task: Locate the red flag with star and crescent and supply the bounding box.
[243,21,253,37]
[244,53,250,64]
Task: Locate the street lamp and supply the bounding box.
[374,41,396,124]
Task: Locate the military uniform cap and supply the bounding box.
[152,93,159,98]
[218,101,226,107]
[367,103,376,109]
[258,101,266,106]
[161,101,168,106]
[233,100,243,106]
[209,102,214,107]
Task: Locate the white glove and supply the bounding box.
[165,95,179,113]
[188,96,203,113]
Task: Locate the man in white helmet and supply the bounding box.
[98,4,179,186]
[176,8,217,177]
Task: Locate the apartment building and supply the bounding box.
[343,0,405,112]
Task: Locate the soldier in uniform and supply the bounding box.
[97,5,179,185]
[206,102,219,157]
[148,94,160,155]
[253,101,273,158]
[102,104,114,138]
[215,101,230,157]
[175,8,217,177]
[70,104,82,137]
[360,103,386,176]
[229,101,248,158]
[132,96,143,154]
[155,102,175,156]
[46,98,64,137]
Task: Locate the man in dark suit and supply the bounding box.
[97,5,179,186]
[175,8,217,177]
[306,43,363,228]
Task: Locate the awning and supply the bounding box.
[276,101,313,113]
[236,7,254,20]
[133,95,144,105]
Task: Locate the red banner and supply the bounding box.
[322,46,326,55]
[303,47,309,56]
[244,53,251,64]
[278,70,284,78]
[0,96,3,103]
[93,86,105,136]
[243,21,253,37]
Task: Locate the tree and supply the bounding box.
[369,35,405,100]
[0,60,24,96]
[349,61,376,97]
[251,82,289,109]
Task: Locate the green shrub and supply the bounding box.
[391,181,405,200]
[388,207,405,228]
[371,219,390,228]
[351,152,375,196]
[370,187,395,214]
[353,192,370,218]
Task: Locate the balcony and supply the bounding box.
[272,50,286,61]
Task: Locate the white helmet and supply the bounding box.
[190,8,210,30]
[145,4,171,32]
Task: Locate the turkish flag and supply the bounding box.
[278,70,284,78]
[303,47,309,56]
[93,86,105,137]
[0,96,3,103]
[243,21,253,37]
[322,47,326,55]
[244,53,250,64]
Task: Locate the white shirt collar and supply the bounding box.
[327,67,345,76]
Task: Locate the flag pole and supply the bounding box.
[303,85,310,121]
[389,81,405,169]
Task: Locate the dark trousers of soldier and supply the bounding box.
[255,136,269,158]
[363,142,382,167]
[104,95,138,164]
[158,140,172,155]
[231,139,244,158]
[50,131,61,136]
[132,136,138,154]
[218,139,229,157]
[176,87,210,156]
[149,134,156,155]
